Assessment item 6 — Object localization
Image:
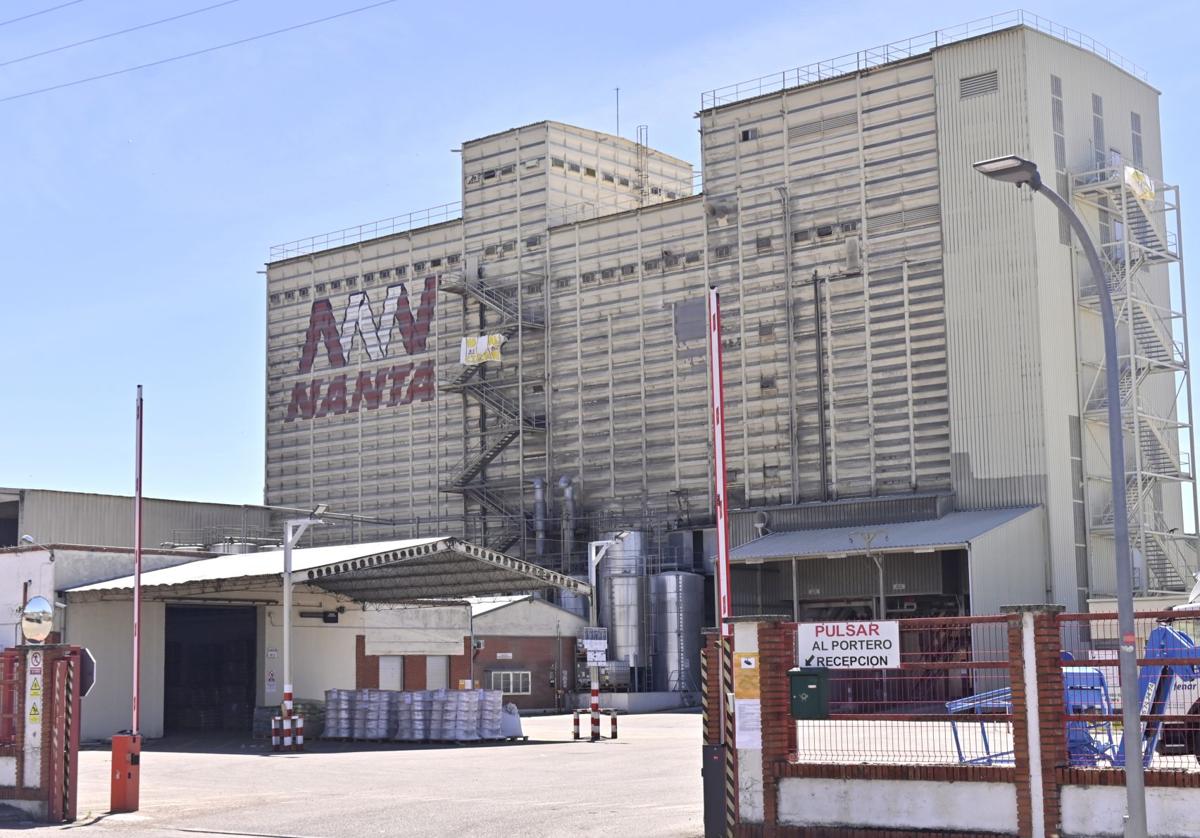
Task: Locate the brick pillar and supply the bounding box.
[757,620,796,834]
[1002,604,1065,838]
[354,635,379,689]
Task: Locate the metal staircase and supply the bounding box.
[1073,164,1198,592]
[438,258,547,557]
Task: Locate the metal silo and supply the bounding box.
[597,533,649,688]
[651,571,705,692]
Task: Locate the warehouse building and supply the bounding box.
[263,13,1194,622]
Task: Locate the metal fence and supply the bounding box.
[1057,610,1200,773]
[794,615,1013,765]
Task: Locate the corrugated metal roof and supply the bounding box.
[66,537,592,603]
[731,507,1038,562]
[469,595,532,617]
[68,538,439,592]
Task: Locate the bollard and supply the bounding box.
[572,710,580,740]
[281,716,293,750]
[110,734,141,813]
[272,716,281,752]
[590,684,600,742]
[610,712,618,740]
[294,715,304,752]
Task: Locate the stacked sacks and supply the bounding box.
[478,689,504,740]
[323,689,354,739]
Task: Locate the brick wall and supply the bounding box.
[353,634,573,710]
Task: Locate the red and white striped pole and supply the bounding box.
[708,287,733,640]
[294,716,304,752]
[271,716,281,752]
[590,681,600,742]
[610,712,618,740]
[572,710,580,740]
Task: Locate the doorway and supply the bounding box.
[163,605,256,735]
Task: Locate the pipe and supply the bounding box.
[559,475,576,568]
[532,477,547,556]
[777,186,799,504]
[812,271,830,500]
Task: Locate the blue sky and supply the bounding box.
[2,0,1196,505]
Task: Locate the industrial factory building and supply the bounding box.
[264,11,1194,654]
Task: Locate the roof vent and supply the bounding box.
[959,70,998,99]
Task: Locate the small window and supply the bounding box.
[841,220,860,233]
[568,162,581,173]
[666,191,677,199]
[756,235,772,254]
[298,288,308,298]
[602,172,615,183]
[396,265,407,276]
[525,235,543,249]
[285,290,295,300]
[490,671,531,695]
[582,271,597,283]
[551,157,565,168]
[619,176,630,187]
[816,225,834,238]
[482,169,496,180]
[524,158,541,169]
[740,127,759,142]
[270,293,281,304]
[499,164,515,176]
[685,251,701,264]
[484,245,498,256]
[758,322,775,337]
[414,261,426,271]
[663,254,680,268]
[555,277,571,289]
[447,254,460,264]
[430,258,442,268]
[584,167,596,178]
[714,245,732,260]
[793,229,810,243]
[378,269,390,279]
[315,282,326,293]
[501,241,515,253]
[601,268,616,280]
[621,264,636,276]
[650,186,661,195]
[760,375,776,391]
[330,279,341,290]
[643,258,661,271]
[346,277,356,287]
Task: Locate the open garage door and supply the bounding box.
[163,605,256,735]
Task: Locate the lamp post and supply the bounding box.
[281,504,327,726]
[974,155,1147,838]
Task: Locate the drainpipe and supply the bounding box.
[777,186,799,504]
[532,477,547,556]
[559,475,576,569]
[812,271,830,500]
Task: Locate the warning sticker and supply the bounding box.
[29,677,41,698]
[28,702,41,725]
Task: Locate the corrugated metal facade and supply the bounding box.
[14,489,273,550]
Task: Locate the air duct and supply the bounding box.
[532,477,547,556]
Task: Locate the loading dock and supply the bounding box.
[163,605,257,735]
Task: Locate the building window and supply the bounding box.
[684,251,701,264]
[484,245,498,256]
[414,261,426,271]
[816,225,834,238]
[490,671,531,695]
[959,70,998,99]
[502,241,515,253]
[555,277,571,289]
[666,191,677,199]
[568,162,581,173]
[650,186,661,195]
[714,245,732,260]
[1092,94,1105,169]
[297,288,308,298]
[581,271,597,283]
[330,279,341,290]
[483,169,496,180]
[525,235,543,250]
[618,176,630,187]
[396,265,407,276]
[601,267,616,280]
[346,277,356,287]
[663,253,679,268]
[621,264,636,276]
[499,164,515,176]
[602,172,615,183]
[756,235,772,254]
[447,254,460,265]
[740,127,759,141]
[269,293,280,305]
[793,229,810,243]
[584,167,596,178]
[378,268,390,279]
[643,258,661,271]
[315,282,326,293]
[551,157,565,168]
[1051,75,1070,245]
[1131,112,1144,168]
[430,258,442,268]
[284,290,295,300]
[840,220,859,233]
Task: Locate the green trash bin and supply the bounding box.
[788,667,829,720]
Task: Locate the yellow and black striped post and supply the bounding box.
[721,635,737,837]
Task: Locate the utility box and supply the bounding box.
[788,667,829,720]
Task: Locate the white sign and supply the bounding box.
[586,649,606,664]
[496,652,513,660]
[581,639,607,652]
[797,620,901,669]
[266,670,278,693]
[734,699,762,749]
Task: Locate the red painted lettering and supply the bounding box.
[316,374,348,417]
[391,277,437,356]
[284,379,321,422]
[405,359,435,404]
[350,369,388,413]
[298,299,346,373]
[387,363,414,406]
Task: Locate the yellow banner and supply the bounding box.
[733,652,760,699]
[460,334,506,366]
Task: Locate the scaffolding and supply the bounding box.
[1072,165,1198,591]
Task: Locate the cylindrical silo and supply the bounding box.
[651,571,705,692]
[596,533,649,688]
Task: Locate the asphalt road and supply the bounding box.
[16,712,704,838]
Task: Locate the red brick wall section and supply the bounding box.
[757,621,796,831]
[403,656,426,691]
[1032,611,1066,837]
[1005,613,1033,838]
[355,635,379,690]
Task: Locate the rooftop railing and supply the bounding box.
[269,200,462,262]
[700,10,1148,110]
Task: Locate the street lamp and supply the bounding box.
[281,503,328,724]
[974,155,1147,838]
[586,531,630,742]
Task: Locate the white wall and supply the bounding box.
[1061,784,1197,837]
[473,600,586,637]
[777,777,1018,834]
[969,506,1051,613]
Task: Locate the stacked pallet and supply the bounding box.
[321,688,510,742]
